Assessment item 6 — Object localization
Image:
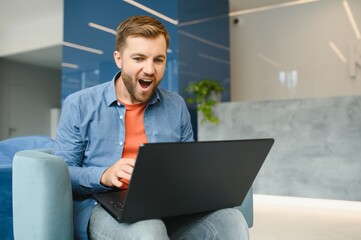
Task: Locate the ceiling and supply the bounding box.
[4,45,62,69]
[0,0,61,30]
[0,0,62,69]
[0,0,295,70]
[229,0,298,12]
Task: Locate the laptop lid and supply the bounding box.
[93,138,274,223]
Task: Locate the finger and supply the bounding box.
[120,164,134,175]
[111,177,123,188]
[116,170,132,181]
[120,158,136,167]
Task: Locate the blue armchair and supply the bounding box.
[0,135,54,240]
[9,138,254,240]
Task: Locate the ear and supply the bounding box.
[114,51,122,69]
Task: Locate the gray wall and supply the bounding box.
[198,96,361,201]
[230,0,361,102]
[0,59,61,140]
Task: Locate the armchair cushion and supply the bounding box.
[0,135,54,164]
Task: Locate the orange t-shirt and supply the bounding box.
[119,101,148,188]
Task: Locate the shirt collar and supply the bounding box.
[105,71,161,107]
[149,88,161,105]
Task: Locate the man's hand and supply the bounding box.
[100,158,136,188]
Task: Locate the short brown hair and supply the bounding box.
[115,15,170,52]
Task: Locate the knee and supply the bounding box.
[216,208,248,227]
[132,219,168,240]
[211,208,249,239]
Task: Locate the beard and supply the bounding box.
[121,71,161,103]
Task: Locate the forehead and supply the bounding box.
[123,35,167,55]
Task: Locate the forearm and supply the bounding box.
[68,165,110,196]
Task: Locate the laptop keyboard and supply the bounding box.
[109,200,125,211]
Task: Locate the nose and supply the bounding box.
[143,60,155,75]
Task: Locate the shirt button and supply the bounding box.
[117,102,121,106]
[119,141,124,146]
[120,115,124,120]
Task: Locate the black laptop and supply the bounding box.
[93,138,274,223]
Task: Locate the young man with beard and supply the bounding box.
[55,15,249,240]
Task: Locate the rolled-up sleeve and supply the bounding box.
[54,96,109,196]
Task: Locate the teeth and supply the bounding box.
[140,79,152,82]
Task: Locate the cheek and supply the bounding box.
[156,65,166,77]
[122,63,138,74]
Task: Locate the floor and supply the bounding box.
[249,194,361,240]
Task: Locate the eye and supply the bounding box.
[155,58,164,64]
[133,57,143,62]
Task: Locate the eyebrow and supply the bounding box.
[130,53,166,59]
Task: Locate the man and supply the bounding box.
[55,15,249,240]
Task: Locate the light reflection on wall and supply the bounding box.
[279,70,298,89]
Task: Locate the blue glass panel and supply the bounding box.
[63,0,230,139]
[135,0,178,20]
[178,0,230,102]
[62,0,179,102]
[62,0,229,101]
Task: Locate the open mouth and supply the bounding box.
[139,79,153,89]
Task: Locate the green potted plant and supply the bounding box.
[185,79,224,125]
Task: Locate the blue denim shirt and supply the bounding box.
[54,72,194,239]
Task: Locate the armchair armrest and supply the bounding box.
[235,187,253,228]
[12,149,73,240]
